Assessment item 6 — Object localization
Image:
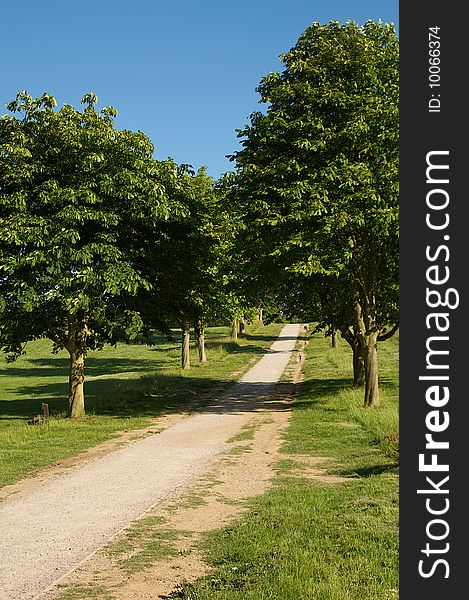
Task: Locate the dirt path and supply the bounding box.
[0,324,301,600]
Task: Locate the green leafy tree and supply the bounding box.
[230,20,399,406]
[0,91,172,416]
[130,163,240,368]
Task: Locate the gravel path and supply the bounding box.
[0,324,300,600]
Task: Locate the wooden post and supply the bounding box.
[42,403,49,421]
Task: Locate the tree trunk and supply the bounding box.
[196,321,207,363]
[68,349,85,417]
[340,328,365,388]
[363,332,380,407]
[66,313,88,418]
[239,315,246,335]
[181,322,191,369]
[353,288,380,407]
[231,318,238,340]
[256,308,263,323]
[352,340,365,387]
[331,326,336,348]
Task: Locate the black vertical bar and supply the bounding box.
[400,1,468,598]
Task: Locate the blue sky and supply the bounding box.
[1,1,398,179]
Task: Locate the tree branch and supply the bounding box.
[339,327,354,346]
[378,322,399,342]
[42,319,66,348]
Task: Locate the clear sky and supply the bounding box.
[1,1,398,179]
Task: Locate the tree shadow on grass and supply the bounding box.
[292,377,353,411]
[0,335,292,421]
[0,396,69,419]
[0,356,170,380]
[147,345,180,353]
[340,463,399,478]
[140,340,270,357]
[0,372,296,421]
[206,341,268,355]
[0,366,296,419]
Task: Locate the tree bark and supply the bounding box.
[340,327,365,387]
[331,326,336,348]
[195,321,207,363]
[68,349,85,417]
[231,318,238,340]
[181,322,191,369]
[239,315,246,335]
[352,338,365,387]
[353,289,380,406]
[66,313,88,418]
[364,332,380,407]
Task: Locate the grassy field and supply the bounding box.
[0,322,283,489]
[174,330,399,599]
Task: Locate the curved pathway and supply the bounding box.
[0,323,300,600]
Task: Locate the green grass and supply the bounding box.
[106,515,188,575]
[56,583,116,600]
[173,331,399,600]
[0,322,283,488]
[226,444,253,455]
[227,422,258,443]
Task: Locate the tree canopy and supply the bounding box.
[0,91,175,416]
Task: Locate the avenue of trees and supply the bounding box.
[0,20,398,416]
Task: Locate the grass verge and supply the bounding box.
[172,330,399,599]
[0,322,283,489]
